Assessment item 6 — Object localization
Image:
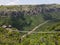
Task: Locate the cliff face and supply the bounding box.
[0,4,60,16]
[0,4,60,30]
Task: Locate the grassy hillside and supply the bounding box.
[21,33,60,45]
[0,27,21,45]
[0,27,60,45]
[0,4,60,45]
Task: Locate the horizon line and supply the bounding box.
[0,3,60,6]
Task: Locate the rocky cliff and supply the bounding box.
[0,4,60,16]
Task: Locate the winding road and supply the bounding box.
[21,20,50,39]
[5,20,60,40]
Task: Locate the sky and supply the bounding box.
[0,0,60,5]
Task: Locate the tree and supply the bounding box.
[10,11,32,30]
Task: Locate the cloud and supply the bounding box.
[5,0,19,5]
[6,2,18,5]
[0,0,19,5]
[0,0,60,5]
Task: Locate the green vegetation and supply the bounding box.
[0,27,60,45]
[21,33,60,45]
[0,4,60,45]
[0,27,21,45]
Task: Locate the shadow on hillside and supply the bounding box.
[42,13,60,22]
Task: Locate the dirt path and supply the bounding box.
[21,20,50,39]
[5,20,50,40]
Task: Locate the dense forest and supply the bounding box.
[0,4,60,45]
